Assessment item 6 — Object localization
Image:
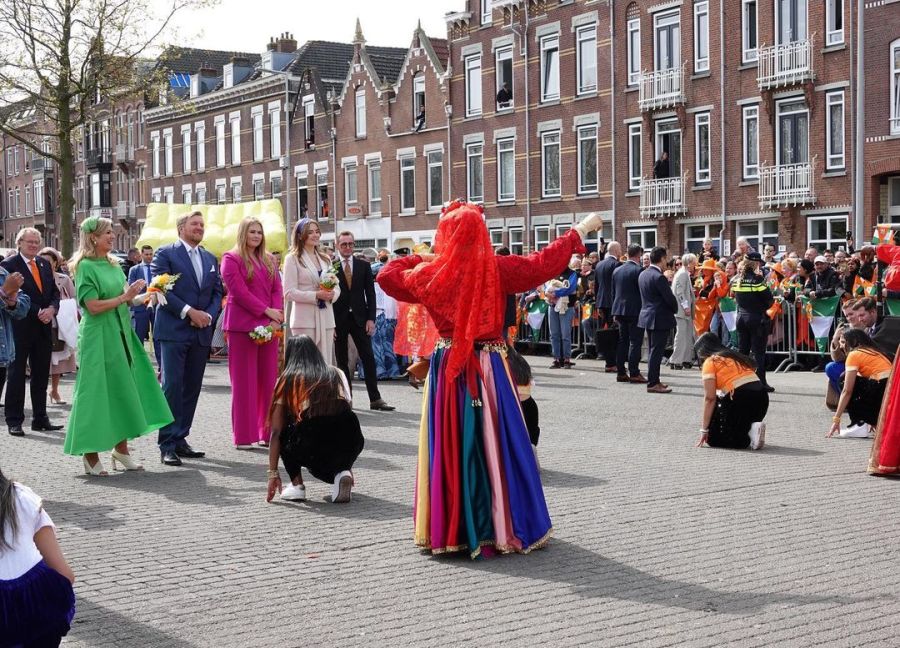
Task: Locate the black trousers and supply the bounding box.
[280,409,365,483]
[335,319,382,403]
[6,322,52,426]
[708,384,769,449]
[847,376,888,427]
[737,313,768,386]
[614,316,644,378]
[646,328,670,387]
[595,308,618,368]
[521,396,540,446]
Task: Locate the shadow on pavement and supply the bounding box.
[68,597,197,647]
[42,499,127,532]
[363,438,418,456]
[540,468,607,489]
[78,469,244,508]
[269,492,413,520]
[760,445,825,457]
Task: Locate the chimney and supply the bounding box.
[223,56,254,89]
[267,37,277,52]
[275,32,297,54]
[190,64,220,98]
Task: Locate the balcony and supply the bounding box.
[116,201,135,219]
[757,38,814,91]
[31,157,53,177]
[638,65,686,112]
[639,174,687,218]
[891,116,900,136]
[758,158,817,209]
[85,148,111,168]
[115,143,135,165]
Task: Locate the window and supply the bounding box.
[150,188,161,203]
[215,117,225,167]
[628,124,642,191]
[540,35,560,102]
[737,219,779,250]
[695,112,710,184]
[215,181,226,204]
[497,137,515,202]
[231,179,242,203]
[577,24,598,95]
[151,133,160,177]
[413,75,426,123]
[495,47,513,109]
[13,147,18,174]
[269,106,281,158]
[354,88,366,138]
[776,99,809,166]
[489,229,504,250]
[163,131,173,176]
[465,55,482,117]
[5,150,11,176]
[368,162,381,215]
[33,179,44,212]
[164,187,175,204]
[466,143,484,203]
[344,163,358,208]
[230,114,241,164]
[181,127,191,173]
[252,110,264,161]
[826,0,843,46]
[654,10,680,71]
[253,177,264,201]
[182,187,192,204]
[400,156,415,213]
[271,175,282,198]
[195,124,205,171]
[14,187,20,215]
[509,227,524,255]
[196,185,207,204]
[534,225,551,251]
[427,150,443,210]
[627,227,657,250]
[303,98,315,146]
[826,91,845,170]
[577,125,598,195]
[694,1,709,73]
[808,215,847,251]
[685,224,722,253]
[742,105,759,180]
[541,131,561,198]
[481,0,492,25]
[24,185,30,215]
[316,170,329,219]
[891,40,900,134]
[742,0,757,62]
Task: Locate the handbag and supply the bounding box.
[51,327,66,352]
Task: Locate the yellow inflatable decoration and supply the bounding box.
[135,200,288,257]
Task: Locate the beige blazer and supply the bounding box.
[283,250,341,330]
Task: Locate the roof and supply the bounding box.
[366,45,409,84]
[429,38,450,69]
[158,47,262,75]
[287,41,407,94]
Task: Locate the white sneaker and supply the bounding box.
[280,483,307,501]
[838,423,873,439]
[532,445,541,470]
[332,470,353,503]
[749,422,766,450]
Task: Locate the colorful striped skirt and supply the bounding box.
[414,339,552,558]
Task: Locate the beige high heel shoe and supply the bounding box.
[82,456,109,476]
[110,449,144,471]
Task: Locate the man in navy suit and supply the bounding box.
[1,228,62,435]
[638,246,679,394]
[611,244,646,384]
[152,211,223,465]
[594,241,621,372]
[128,244,160,368]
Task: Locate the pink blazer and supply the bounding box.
[220,251,284,332]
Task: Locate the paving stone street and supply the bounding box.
[2,357,898,647]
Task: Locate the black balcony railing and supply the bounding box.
[86,148,111,167]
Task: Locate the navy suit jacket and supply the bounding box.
[127,262,154,316]
[0,253,60,331]
[594,255,621,310]
[611,260,642,318]
[638,265,678,331]
[151,242,223,346]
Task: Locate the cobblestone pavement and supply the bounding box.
[2,356,898,648]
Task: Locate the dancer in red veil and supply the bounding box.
[378,202,602,557]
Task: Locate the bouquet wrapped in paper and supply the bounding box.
[249,324,284,345]
[132,273,180,308]
[317,270,339,309]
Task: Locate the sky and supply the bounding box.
[150,0,459,53]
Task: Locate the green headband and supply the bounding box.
[81,216,100,233]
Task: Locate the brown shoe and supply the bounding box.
[616,375,630,383]
[604,366,618,373]
[629,374,649,384]
[647,383,672,394]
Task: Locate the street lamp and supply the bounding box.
[258,67,302,234]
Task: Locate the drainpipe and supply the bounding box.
[854,0,865,244]
[445,102,453,198]
[522,4,532,252]
[609,0,616,240]
[719,0,727,246]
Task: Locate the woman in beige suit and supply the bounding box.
[670,253,698,369]
[283,218,340,364]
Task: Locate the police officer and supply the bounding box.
[732,251,775,393]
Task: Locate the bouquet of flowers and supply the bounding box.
[318,270,339,309]
[249,324,284,345]
[136,273,180,307]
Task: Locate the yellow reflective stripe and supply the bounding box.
[732,283,769,292]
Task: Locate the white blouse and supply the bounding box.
[0,484,55,580]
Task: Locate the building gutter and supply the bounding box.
[609,0,616,240]
[719,0,727,249]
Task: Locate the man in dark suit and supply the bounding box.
[2,227,62,435]
[611,244,646,384]
[638,246,679,394]
[152,211,223,465]
[128,244,161,368]
[333,231,394,411]
[594,241,621,373]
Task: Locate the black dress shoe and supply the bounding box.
[32,420,63,431]
[8,425,24,437]
[369,399,395,411]
[174,444,205,458]
[161,451,183,466]
[764,385,776,393]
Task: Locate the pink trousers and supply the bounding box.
[228,332,280,445]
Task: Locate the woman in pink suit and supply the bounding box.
[221,218,284,448]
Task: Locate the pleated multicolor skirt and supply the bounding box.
[414,339,552,558]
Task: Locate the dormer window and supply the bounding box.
[413,75,426,130]
[355,88,366,138]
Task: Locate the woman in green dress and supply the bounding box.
[63,217,173,476]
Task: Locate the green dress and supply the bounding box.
[63,257,173,455]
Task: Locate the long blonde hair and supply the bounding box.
[231,217,275,280]
[69,217,119,276]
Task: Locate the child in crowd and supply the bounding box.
[0,467,76,647]
[506,346,541,467]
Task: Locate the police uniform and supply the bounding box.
[731,253,775,390]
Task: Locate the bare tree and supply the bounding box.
[0,0,213,255]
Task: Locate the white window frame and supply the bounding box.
[33,178,44,213]
[627,18,641,86]
[807,215,848,251]
[466,143,484,203]
[465,55,482,117]
[344,163,358,208]
[497,137,516,202]
[576,24,598,96]
[628,123,642,192]
[577,124,598,195]
[214,116,225,167]
[354,88,366,138]
[413,75,426,123]
[253,175,265,201]
[684,224,723,253]
[509,227,524,255]
[400,155,416,214]
[24,184,30,215]
[742,0,758,63]
[195,183,207,204]
[627,227,657,250]
[215,179,226,204]
[489,228,504,250]
[495,46,514,109]
[270,174,282,198]
[653,10,681,72]
[303,97,315,146]
[195,123,205,172]
[182,187,192,205]
[742,105,759,180]
[269,106,281,158]
[534,225,551,251]
[163,186,174,204]
[151,132,160,178]
[150,188,161,203]
[891,39,900,135]
[426,150,443,211]
[540,34,560,102]
[231,178,242,203]
[737,219,779,250]
[230,113,241,165]
[541,130,561,198]
[163,130,173,176]
[694,1,710,73]
[826,0,844,47]
[694,112,711,185]
[826,90,845,170]
[181,126,191,174]
[367,161,381,216]
[481,0,492,25]
[252,109,264,161]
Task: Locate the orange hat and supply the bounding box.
[771,262,784,276]
[700,259,718,272]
